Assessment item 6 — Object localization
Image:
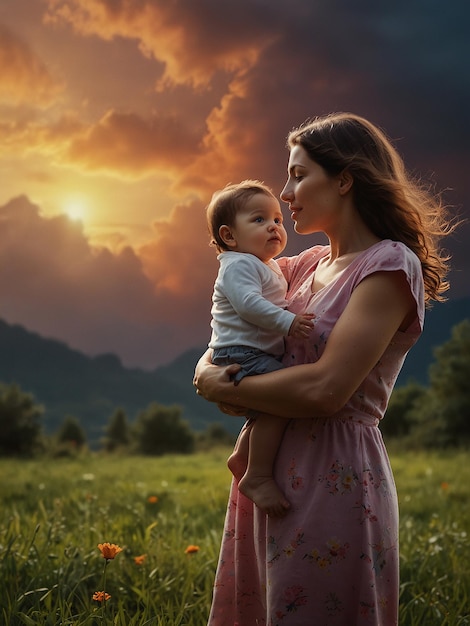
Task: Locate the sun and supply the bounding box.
[63,199,87,223]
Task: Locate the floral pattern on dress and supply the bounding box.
[303,537,350,569]
[267,535,281,566]
[324,591,344,617]
[274,585,308,621]
[354,501,379,524]
[287,459,304,491]
[319,460,359,495]
[269,530,305,566]
[362,464,391,497]
[360,536,395,574]
[282,530,305,558]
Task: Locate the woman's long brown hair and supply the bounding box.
[287,112,457,304]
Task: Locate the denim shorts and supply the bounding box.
[212,345,284,385]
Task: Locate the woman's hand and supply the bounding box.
[193,349,243,405]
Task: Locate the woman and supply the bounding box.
[194,112,452,625]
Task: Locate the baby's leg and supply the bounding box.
[238,415,290,517]
[227,420,253,481]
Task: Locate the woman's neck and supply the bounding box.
[325,214,381,262]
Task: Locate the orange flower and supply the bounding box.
[98,542,123,560]
[441,482,449,491]
[185,544,200,554]
[134,554,147,565]
[92,591,111,602]
[147,495,159,504]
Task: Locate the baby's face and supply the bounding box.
[227,194,287,262]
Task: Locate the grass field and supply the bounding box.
[0,449,469,625]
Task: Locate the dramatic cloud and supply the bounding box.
[4,1,469,189]
[0,0,468,367]
[0,107,203,181]
[44,0,279,87]
[0,196,214,367]
[139,198,215,296]
[65,110,203,177]
[0,112,82,159]
[0,23,63,106]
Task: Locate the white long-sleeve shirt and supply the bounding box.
[208,252,296,357]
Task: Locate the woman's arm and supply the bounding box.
[194,270,416,419]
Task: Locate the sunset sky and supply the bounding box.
[1,0,469,369]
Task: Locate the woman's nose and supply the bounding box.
[280,181,292,202]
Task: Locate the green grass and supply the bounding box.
[392,450,470,625]
[0,449,469,625]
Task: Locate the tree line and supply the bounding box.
[380,318,470,447]
[1,319,469,457]
[0,392,235,458]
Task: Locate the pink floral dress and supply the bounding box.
[208,240,425,626]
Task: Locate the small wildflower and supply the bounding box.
[441,482,449,491]
[185,544,200,554]
[147,495,159,504]
[134,554,147,565]
[98,543,123,560]
[93,591,111,602]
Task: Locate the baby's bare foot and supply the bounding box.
[238,473,290,517]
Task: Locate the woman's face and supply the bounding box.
[280,145,343,235]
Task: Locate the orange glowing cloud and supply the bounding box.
[44,0,277,87]
[65,109,203,178]
[139,198,216,297]
[179,77,257,194]
[1,0,284,190]
[0,106,202,181]
[0,111,83,158]
[0,195,215,368]
[0,23,63,107]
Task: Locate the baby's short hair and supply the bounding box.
[206,180,276,252]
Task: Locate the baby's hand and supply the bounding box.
[288,313,315,339]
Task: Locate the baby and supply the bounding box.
[206,180,313,516]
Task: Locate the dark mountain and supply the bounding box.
[0,321,234,446]
[0,296,468,446]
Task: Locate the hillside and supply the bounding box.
[0,296,468,445]
[0,321,230,446]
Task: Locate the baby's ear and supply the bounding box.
[219,225,237,248]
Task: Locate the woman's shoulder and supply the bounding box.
[354,240,425,329]
[358,239,421,273]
